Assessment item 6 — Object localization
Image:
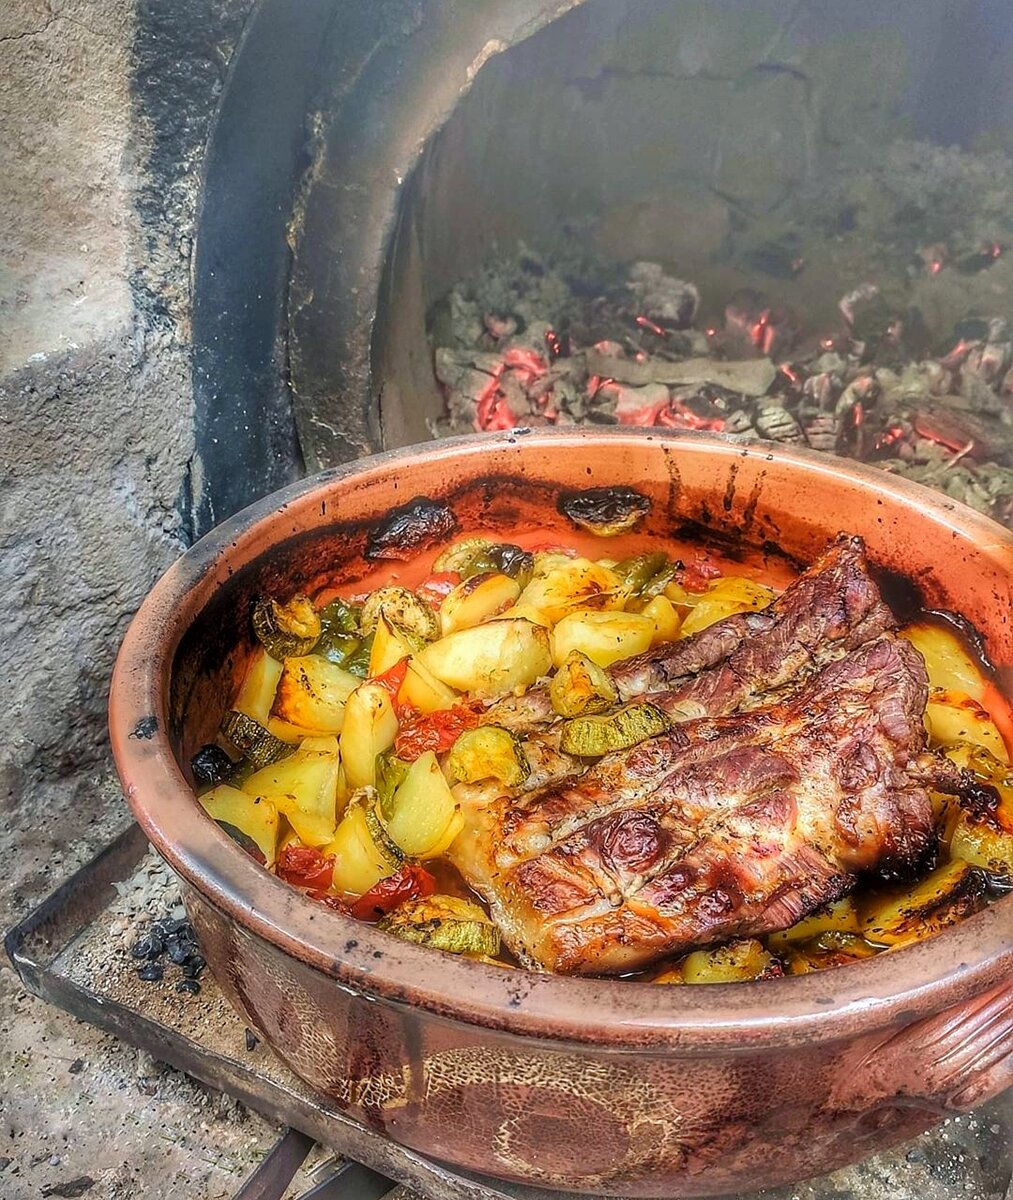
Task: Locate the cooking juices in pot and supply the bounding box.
[190,522,1013,983]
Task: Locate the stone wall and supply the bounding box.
[0,0,252,926]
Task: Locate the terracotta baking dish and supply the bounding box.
[109,430,1012,1197]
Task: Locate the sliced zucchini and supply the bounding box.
[362,794,407,870]
[253,594,321,659]
[445,725,530,787]
[550,611,654,669]
[859,860,985,948]
[265,715,331,745]
[418,618,552,697]
[942,740,1012,783]
[440,573,522,635]
[782,936,879,974]
[360,586,440,643]
[200,784,279,866]
[234,648,283,725]
[326,799,394,896]
[240,735,341,846]
[549,650,619,718]
[385,750,461,858]
[560,703,670,757]
[680,939,781,984]
[220,710,292,770]
[766,897,860,952]
[433,536,492,574]
[900,622,988,703]
[378,894,501,956]
[271,655,360,734]
[947,769,1013,877]
[339,682,399,791]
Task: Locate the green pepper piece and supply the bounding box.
[614,552,670,595]
[463,543,535,590]
[375,750,412,820]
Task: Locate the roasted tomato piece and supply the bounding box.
[275,844,336,892]
[678,554,723,593]
[394,703,481,760]
[417,571,461,606]
[348,863,437,921]
[372,657,410,704]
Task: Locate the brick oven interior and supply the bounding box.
[2,1,1011,1197]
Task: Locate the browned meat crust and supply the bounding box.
[487,534,893,731]
[451,637,935,975]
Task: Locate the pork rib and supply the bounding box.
[450,636,935,975]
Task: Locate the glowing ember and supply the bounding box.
[635,315,667,338]
[436,251,1013,527]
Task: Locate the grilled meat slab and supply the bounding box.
[485,533,896,796]
[450,637,935,975]
[487,534,894,732]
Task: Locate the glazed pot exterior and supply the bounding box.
[110,431,1013,1196]
[184,880,1010,1196]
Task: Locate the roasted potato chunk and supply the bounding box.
[678,577,775,637]
[550,611,654,668]
[241,735,341,846]
[418,618,551,697]
[859,860,985,949]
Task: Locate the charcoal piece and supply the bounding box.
[754,403,804,443]
[585,351,776,397]
[744,240,804,280]
[245,1028,260,1051]
[129,933,163,960]
[627,262,699,328]
[137,961,164,983]
[41,1178,95,1198]
[182,955,206,978]
[956,244,1005,274]
[952,317,995,345]
[153,918,187,936]
[803,413,840,452]
[722,410,755,436]
[176,979,201,995]
[839,283,892,344]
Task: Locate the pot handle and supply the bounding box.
[836,981,1013,1114]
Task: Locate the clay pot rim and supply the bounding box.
[110,429,1013,1051]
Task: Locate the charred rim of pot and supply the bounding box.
[110,430,1013,1051]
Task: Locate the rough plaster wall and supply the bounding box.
[0,0,193,919]
[0,0,135,371]
[0,1,277,1196]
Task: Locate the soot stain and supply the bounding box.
[130,716,159,740]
